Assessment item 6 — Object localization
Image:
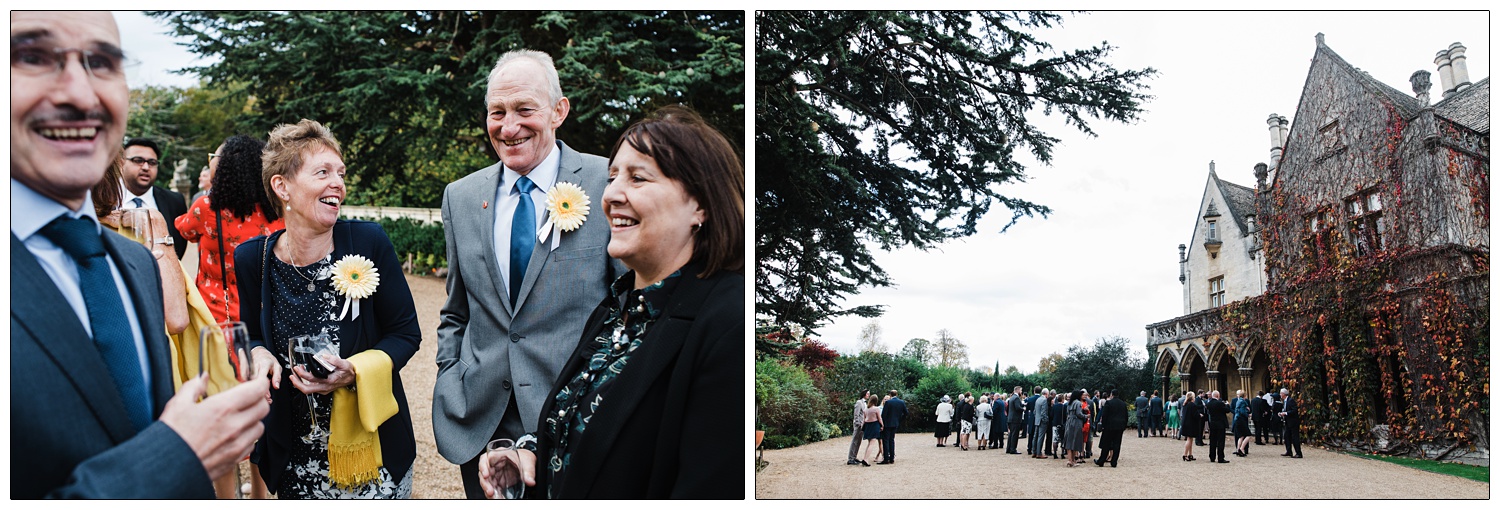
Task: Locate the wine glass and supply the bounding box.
[125,208,160,257]
[484,439,526,499]
[291,335,331,444]
[199,321,252,388]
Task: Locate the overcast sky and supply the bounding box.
[115,11,218,90]
[812,11,1488,372]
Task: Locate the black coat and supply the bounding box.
[1180,400,1205,437]
[1205,398,1231,428]
[1101,398,1130,431]
[236,220,422,493]
[1149,396,1164,416]
[531,264,743,499]
[1251,394,1271,420]
[955,399,975,422]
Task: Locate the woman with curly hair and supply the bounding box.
[176,135,284,324]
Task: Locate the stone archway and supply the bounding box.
[1178,344,1208,395]
[1155,348,1180,398]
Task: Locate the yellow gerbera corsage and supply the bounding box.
[537,182,591,250]
[331,254,380,320]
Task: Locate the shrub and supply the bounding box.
[377,217,446,269]
[755,360,827,445]
[762,435,803,449]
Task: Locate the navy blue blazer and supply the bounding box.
[882,397,908,430]
[11,232,211,498]
[531,264,743,499]
[235,220,421,492]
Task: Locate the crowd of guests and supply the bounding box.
[15,11,744,499]
[844,384,1307,469]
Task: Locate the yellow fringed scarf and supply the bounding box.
[328,349,398,489]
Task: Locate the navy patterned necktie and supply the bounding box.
[510,176,537,303]
[40,215,152,432]
[131,197,144,208]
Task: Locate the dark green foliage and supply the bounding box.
[909,366,972,432]
[1048,336,1152,395]
[755,360,834,446]
[148,11,744,208]
[755,11,1155,332]
[998,366,1046,394]
[761,435,803,450]
[828,351,907,403]
[754,322,800,361]
[376,217,446,267]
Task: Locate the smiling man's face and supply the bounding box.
[10,11,127,210]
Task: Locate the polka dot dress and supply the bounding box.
[267,248,409,499]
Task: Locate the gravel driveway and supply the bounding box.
[755,432,1488,498]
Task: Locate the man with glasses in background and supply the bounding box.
[117,136,188,258]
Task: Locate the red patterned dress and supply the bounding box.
[176,195,285,323]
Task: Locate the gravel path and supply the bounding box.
[755,431,1488,498]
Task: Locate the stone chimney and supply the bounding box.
[1411,69,1432,106]
[1447,42,1471,95]
[1435,46,1455,98]
[1178,244,1187,283]
[1267,114,1285,170]
[1254,162,1269,191]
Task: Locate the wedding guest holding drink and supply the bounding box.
[175,136,281,498]
[11,11,268,498]
[237,119,421,498]
[478,105,744,498]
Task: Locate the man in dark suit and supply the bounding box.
[1005,387,1025,454]
[1095,390,1130,467]
[878,390,908,464]
[117,137,187,259]
[988,392,1006,449]
[1149,390,1165,437]
[1023,386,1039,453]
[1251,390,1271,445]
[1279,388,1303,458]
[1204,390,1231,463]
[10,11,269,498]
[1134,390,1150,437]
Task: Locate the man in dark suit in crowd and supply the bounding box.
[1279,388,1303,458]
[988,392,1006,449]
[1095,389,1130,467]
[10,11,270,498]
[1204,390,1231,463]
[1134,391,1150,437]
[117,137,187,259]
[1023,386,1040,453]
[1149,390,1165,436]
[1196,388,1209,446]
[878,390,908,464]
[1005,387,1025,454]
[1049,392,1066,458]
[1252,390,1271,445]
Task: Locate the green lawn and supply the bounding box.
[1351,452,1489,483]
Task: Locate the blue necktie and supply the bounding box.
[131,197,144,208]
[40,215,152,432]
[510,176,537,303]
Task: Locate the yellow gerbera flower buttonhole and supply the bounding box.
[332,255,380,299]
[545,182,591,232]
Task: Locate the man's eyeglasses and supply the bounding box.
[11,44,125,81]
[127,156,160,167]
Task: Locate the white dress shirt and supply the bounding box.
[119,179,159,211]
[492,144,562,294]
[12,179,153,391]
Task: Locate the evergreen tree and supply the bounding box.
[756,11,1154,331]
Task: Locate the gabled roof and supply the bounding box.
[1434,77,1490,134]
[1313,38,1423,119]
[1217,177,1258,236]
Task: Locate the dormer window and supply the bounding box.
[1208,221,1218,241]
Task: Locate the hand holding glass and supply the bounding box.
[483,439,526,499]
[125,208,161,256]
[199,321,252,384]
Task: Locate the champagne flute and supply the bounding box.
[198,321,252,393]
[126,208,160,256]
[291,335,331,444]
[485,439,526,499]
